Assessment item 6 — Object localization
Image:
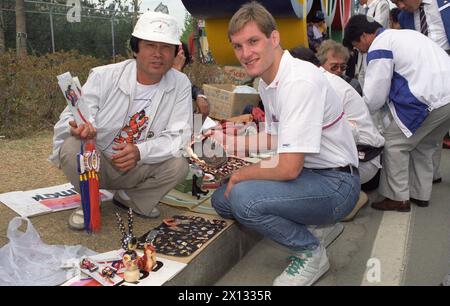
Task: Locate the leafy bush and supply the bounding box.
[0,50,108,138]
[0,51,234,139]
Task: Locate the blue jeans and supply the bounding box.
[212,169,360,251]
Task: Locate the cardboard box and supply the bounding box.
[203,84,261,120]
[223,66,253,84]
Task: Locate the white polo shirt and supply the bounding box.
[258,51,358,169]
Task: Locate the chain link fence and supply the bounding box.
[1,0,135,58]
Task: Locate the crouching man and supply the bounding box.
[49,11,192,230]
[211,2,360,286]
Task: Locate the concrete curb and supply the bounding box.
[361,209,412,285]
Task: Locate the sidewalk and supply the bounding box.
[216,149,450,286]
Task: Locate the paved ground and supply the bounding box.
[1,133,449,286]
[403,165,450,285]
[216,149,450,286]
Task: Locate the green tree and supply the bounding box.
[180,12,194,44]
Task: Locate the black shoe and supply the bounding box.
[410,198,429,207]
[371,198,411,212]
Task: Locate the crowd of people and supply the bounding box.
[49,0,450,286]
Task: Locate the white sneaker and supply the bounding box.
[308,223,344,248]
[273,244,330,286]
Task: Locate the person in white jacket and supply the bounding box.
[344,15,450,211]
[49,11,193,230]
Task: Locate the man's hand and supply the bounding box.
[69,120,96,140]
[173,46,186,71]
[195,96,210,118]
[224,172,240,199]
[111,143,141,172]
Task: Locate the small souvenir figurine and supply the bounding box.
[137,243,157,272]
[122,237,140,283]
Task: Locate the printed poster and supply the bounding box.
[0,183,113,217]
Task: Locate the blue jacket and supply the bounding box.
[398,0,450,45]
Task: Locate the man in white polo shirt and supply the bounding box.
[211,2,360,286]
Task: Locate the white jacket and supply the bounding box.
[49,59,193,166]
[364,29,450,137]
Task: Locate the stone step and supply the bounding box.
[165,223,261,285]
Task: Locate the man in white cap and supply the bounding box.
[49,11,193,230]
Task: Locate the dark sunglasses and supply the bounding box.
[330,64,347,72]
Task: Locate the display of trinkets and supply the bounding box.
[115,209,163,281]
[186,134,252,186]
[138,215,227,257]
[190,157,251,181]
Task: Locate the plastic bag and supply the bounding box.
[0,217,96,286]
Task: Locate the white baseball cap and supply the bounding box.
[132,11,181,45]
